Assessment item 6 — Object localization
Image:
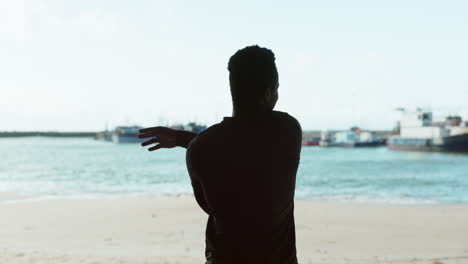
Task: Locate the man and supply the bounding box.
[139,45,302,264]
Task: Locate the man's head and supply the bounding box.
[228,45,279,115]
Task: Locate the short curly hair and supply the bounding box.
[228,45,278,112]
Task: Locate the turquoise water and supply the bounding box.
[1,137,467,204]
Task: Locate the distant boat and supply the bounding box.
[319,131,339,147]
[320,129,384,147]
[347,141,383,147]
[302,137,320,146]
[94,130,112,142]
[335,130,384,148]
[112,126,146,143]
[387,109,468,152]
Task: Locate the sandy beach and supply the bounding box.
[1,194,467,264]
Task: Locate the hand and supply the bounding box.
[138,126,177,151]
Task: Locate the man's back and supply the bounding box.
[186,111,302,264]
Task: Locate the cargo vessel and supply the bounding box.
[387,109,468,152]
[112,126,146,143]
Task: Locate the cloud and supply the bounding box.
[0,0,123,41]
[1,0,42,39]
[69,10,118,35]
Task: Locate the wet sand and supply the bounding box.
[1,194,467,264]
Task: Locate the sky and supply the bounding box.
[1,0,467,131]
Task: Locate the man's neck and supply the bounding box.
[232,107,273,118]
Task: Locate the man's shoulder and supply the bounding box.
[187,123,223,149]
[271,111,302,132]
[188,111,301,148]
[200,122,224,138]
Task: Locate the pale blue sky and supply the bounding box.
[1,0,467,131]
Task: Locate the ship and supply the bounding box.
[302,137,320,146]
[319,128,384,147]
[112,126,146,143]
[387,109,468,152]
[94,130,112,141]
[319,130,339,147]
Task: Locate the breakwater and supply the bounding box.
[0,131,96,138]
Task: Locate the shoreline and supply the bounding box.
[0,191,462,206]
[1,194,467,263]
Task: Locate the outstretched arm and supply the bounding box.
[176,130,198,148]
[138,127,197,151]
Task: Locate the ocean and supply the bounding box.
[1,137,467,204]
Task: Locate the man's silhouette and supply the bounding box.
[139,45,302,264]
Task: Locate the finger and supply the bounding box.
[138,127,155,133]
[148,144,162,151]
[138,133,155,139]
[139,126,164,134]
[141,138,159,147]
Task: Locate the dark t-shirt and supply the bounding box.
[186,111,302,264]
